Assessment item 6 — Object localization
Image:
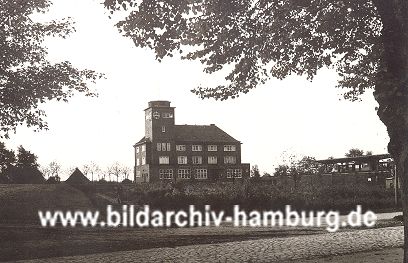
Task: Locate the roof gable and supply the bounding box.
[65,168,90,184]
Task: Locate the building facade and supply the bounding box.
[134,101,250,183]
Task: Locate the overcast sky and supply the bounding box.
[5,0,389,180]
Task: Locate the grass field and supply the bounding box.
[0,184,95,224]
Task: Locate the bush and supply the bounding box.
[123,181,397,213]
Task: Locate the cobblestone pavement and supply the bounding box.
[17,226,403,263]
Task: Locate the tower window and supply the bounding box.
[162,126,166,133]
[162,112,173,118]
[141,145,146,152]
[157,142,171,151]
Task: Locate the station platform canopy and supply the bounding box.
[317,154,392,164]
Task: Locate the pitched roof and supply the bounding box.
[316,154,392,164]
[65,168,90,184]
[174,124,239,143]
[134,136,149,146]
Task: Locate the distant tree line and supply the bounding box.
[0,142,133,184]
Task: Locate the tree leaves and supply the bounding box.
[0,0,103,137]
[105,0,381,101]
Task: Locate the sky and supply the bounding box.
[4,0,389,180]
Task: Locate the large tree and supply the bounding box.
[13,145,45,183]
[0,0,102,137]
[104,0,408,260]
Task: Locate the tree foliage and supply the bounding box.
[345,148,365,157]
[274,155,321,177]
[0,143,44,183]
[16,146,38,168]
[0,0,103,137]
[250,164,260,178]
[104,0,381,101]
[0,142,15,172]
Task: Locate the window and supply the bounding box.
[208,145,217,151]
[224,156,236,164]
[136,171,141,177]
[159,169,173,179]
[136,147,140,153]
[227,169,242,178]
[234,169,242,178]
[176,145,186,151]
[162,126,166,133]
[224,145,236,152]
[178,156,188,164]
[159,156,169,164]
[192,156,202,164]
[162,112,173,118]
[178,169,191,179]
[142,157,146,165]
[136,158,140,166]
[141,145,146,152]
[208,156,217,164]
[195,169,207,179]
[192,145,202,151]
[157,142,171,151]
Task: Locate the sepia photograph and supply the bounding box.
[1,0,407,262]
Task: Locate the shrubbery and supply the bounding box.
[125,181,398,214]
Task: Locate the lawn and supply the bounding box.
[0,184,94,224]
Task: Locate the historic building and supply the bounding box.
[134,101,250,183]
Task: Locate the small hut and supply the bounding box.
[65,168,90,185]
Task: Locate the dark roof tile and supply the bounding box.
[134,137,149,146]
[65,168,90,184]
[174,125,239,143]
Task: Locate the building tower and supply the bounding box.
[144,101,175,142]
